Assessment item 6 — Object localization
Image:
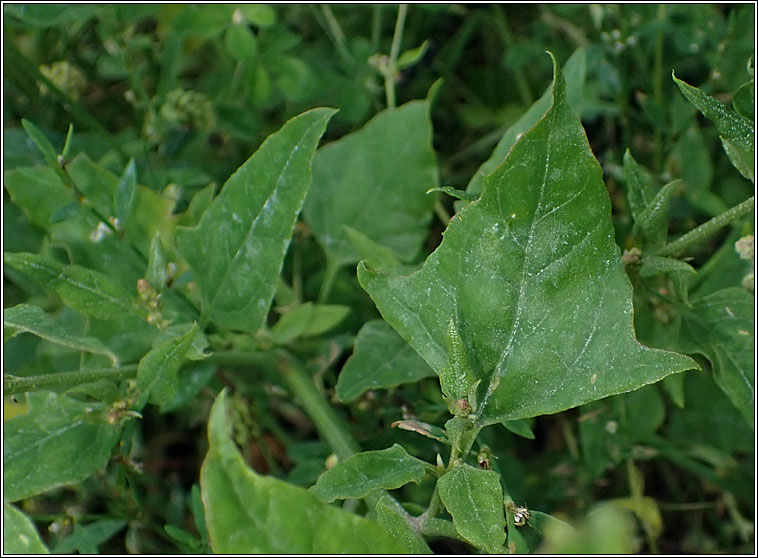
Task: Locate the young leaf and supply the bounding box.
[21,118,60,169]
[673,72,755,182]
[136,323,198,410]
[3,502,50,554]
[3,392,121,502]
[397,40,430,70]
[303,100,438,267]
[270,302,350,345]
[336,319,435,402]
[200,390,414,553]
[4,252,140,320]
[114,158,137,225]
[146,232,167,289]
[501,419,535,439]
[466,47,587,198]
[677,288,754,427]
[310,444,433,503]
[176,108,335,332]
[375,494,433,554]
[4,303,119,364]
[437,464,506,553]
[358,54,697,425]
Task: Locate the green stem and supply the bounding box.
[434,198,452,225]
[370,4,384,52]
[418,484,443,526]
[384,4,408,109]
[319,4,355,67]
[275,350,358,461]
[317,257,341,303]
[654,196,754,257]
[419,518,463,541]
[4,365,138,395]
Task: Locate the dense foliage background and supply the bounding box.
[3,3,755,554]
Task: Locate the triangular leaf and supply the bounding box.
[359,54,697,425]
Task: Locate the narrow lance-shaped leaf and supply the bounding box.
[199,390,414,554]
[4,303,119,364]
[359,54,697,425]
[3,502,50,554]
[136,323,198,410]
[304,100,438,267]
[3,392,121,502]
[176,108,336,332]
[310,443,433,503]
[270,302,350,345]
[336,319,435,402]
[437,465,506,553]
[114,158,137,225]
[4,252,140,320]
[673,72,755,182]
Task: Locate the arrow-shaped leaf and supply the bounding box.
[358,54,697,425]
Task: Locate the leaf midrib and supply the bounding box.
[206,120,320,315]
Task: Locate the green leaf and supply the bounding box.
[437,465,505,553]
[225,20,257,61]
[678,288,754,427]
[4,167,76,230]
[200,390,414,553]
[239,4,277,27]
[304,100,438,267]
[343,226,404,271]
[673,72,755,182]
[358,55,697,425]
[310,444,432,502]
[623,150,680,248]
[136,323,198,410]
[4,252,139,320]
[428,186,478,202]
[114,159,137,225]
[672,72,755,153]
[732,79,754,120]
[146,232,167,289]
[21,118,60,169]
[501,419,535,439]
[3,502,50,554]
[466,47,586,198]
[4,303,118,364]
[52,519,126,554]
[270,302,350,345]
[176,108,335,332]
[721,137,754,182]
[3,392,121,502]
[397,40,430,70]
[375,494,433,554]
[152,322,209,362]
[526,510,575,538]
[336,319,435,402]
